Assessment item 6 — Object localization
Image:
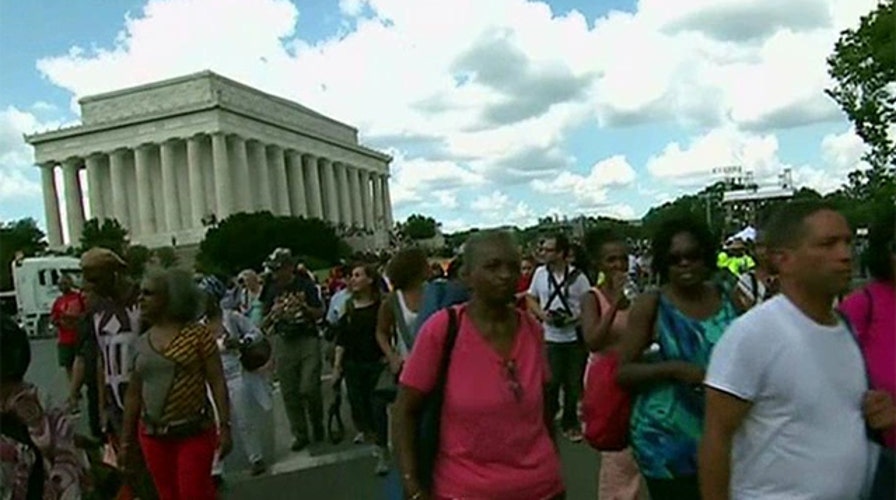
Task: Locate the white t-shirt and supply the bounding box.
[527,265,591,343]
[705,295,875,500]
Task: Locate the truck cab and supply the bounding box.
[10,256,82,338]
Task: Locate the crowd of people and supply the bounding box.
[1,199,893,500]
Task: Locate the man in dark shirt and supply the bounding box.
[261,248,324,451]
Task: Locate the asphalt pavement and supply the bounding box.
[26,338,603,499]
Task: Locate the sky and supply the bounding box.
[0,0,880,234]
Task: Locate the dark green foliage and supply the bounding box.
[0,219,46,290]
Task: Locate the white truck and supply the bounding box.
[1,256,82,338]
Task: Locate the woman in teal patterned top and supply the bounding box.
[616,217,741,500]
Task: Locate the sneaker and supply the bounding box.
[564,428,583,443]
[353,432,366,445]
[250,460,267,476]
[291,438,310,452]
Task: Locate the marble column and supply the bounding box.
[319,157,339,225]
[109,149,130,228]
[40,163,63,248]
[84,155,104,222]
[348,166,364,228]
[382,174,394,228]
[372,171,384,229]
[61,158,86,245]
[335,163,352,227]
[186,135,205,228]
[212,132,233,218]
[361,170,374,229]
[303,154,324,219]
[268,145,291,216]
[249,141,272,212]
[286,150,308,217]
[232,135,251,213]
[134,145,155,235]
[160,140,181,232]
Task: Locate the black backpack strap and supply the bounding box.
[433,307,460,391]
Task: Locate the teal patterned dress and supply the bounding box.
[629,291,738,479]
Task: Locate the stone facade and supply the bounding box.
[26,71,393,250]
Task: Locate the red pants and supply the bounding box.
[139,424,218,500]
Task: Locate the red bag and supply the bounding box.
[581,351,632,451]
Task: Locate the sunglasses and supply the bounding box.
[503,359,523,403]
[669,250,702,265]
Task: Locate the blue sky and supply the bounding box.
[0,0,878,234]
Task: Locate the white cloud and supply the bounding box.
[14,0,883,229]
[531,154,636,211]
[0,106,62,201]
[646,126,783,186]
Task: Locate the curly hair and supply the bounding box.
[651,216,717,284]
[144,267,204,323]
[866,205,895,282]
[386,247,429,290]
[584,228,627,260]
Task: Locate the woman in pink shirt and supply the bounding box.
[394,230,565,500]
[840,207,896,449]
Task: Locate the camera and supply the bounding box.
[546,309,576,328]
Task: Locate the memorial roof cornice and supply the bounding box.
[25,99,391,163]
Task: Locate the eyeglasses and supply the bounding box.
[503,359,522,403]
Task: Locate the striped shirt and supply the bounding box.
[135,323,217,424]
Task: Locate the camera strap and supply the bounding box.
[546,266,575,316]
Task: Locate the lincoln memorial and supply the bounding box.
[26,71,394,250]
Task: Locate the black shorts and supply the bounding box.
[57,344,77,369]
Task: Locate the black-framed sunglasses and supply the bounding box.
[503,359,523,403]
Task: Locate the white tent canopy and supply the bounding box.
[730,225,757,242]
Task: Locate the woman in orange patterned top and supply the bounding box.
[122,268,232,500]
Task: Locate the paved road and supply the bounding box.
[27,338,604,499]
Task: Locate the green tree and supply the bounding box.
[125,245,152,279]
[80,218,129,256]
[197,212,349,276]
[402,214,439,240]
[826,0,896,198]
[152,247,180,269]
[0,219,47,290]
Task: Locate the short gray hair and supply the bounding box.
[144,266,203,323]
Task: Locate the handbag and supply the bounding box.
[373,364,398,399]
[415,306,460,493]
[239,336,272,372]
[581,351,632,451]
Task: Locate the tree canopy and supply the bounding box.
[0,219,46,290]
[196,212,350,276]
[400,214,439,240]
[79,218,129,256]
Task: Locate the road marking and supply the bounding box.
[268,445,377,475]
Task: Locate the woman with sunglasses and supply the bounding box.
[122,267,232,500]
[394,231,564,500]
[615,217,738,500]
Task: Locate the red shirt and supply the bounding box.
[516,273,533,309]
[51,291,84,345]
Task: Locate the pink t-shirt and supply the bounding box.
[401,306,564,500]
[840,280,896,448]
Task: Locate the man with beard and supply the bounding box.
[68,247,156,499]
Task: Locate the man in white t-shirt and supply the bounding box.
[700,201,895,499]
[527,233,591,442]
